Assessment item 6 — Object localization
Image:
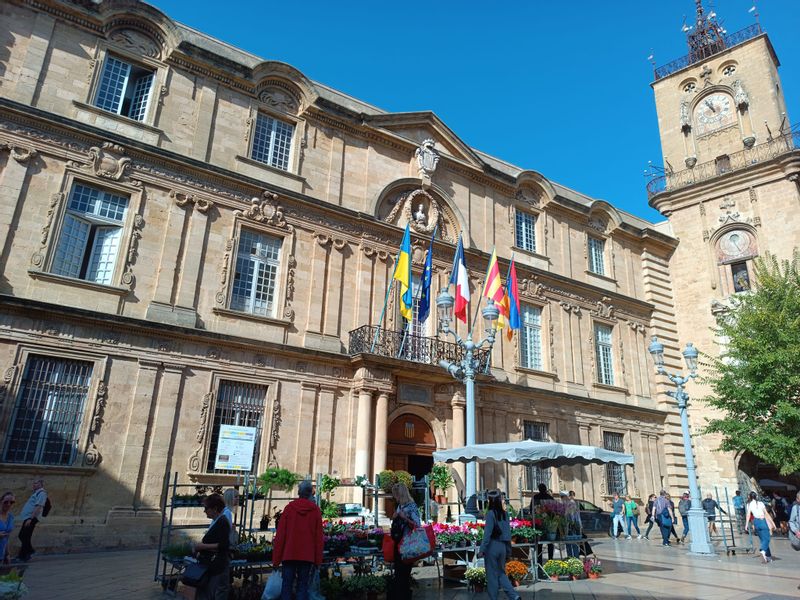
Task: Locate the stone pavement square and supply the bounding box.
[13,536,800,599]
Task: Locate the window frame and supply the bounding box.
[522,420,551,492]
[587,235,606,276]
[88,46,164,126]
[518,303,544,371]
[514,209,538,254]
[593,321,615,386]
[0,347,107,469]
[602,430,627,495]
[229,228,284,319]
[244,107,302,174]
[34,171,143,293]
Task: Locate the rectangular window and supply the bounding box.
[594,323,614,386]
[94,55,155,122]
[251,114,295,171]
[230,229,282,317]
[206,380,268,474]
[3,355,93,466]
[603,431,626,495]
[519,305,543,370]
[514,210,537,253]
[51,183,129,285]
[588,236,605,275]
[523,421,551,491]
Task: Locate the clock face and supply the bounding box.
[694,93,735,135]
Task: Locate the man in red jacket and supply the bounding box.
[272,479,323,600]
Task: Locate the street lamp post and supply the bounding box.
[648,336,715,555]
[436,289,499,501]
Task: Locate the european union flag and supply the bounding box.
[417,228,436,323]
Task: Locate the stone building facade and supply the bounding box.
[0,0,686,550]
[648,6,800,488]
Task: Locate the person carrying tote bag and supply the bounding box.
[387,483,420,600]
[745,491,777,564]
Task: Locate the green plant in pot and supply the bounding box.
[429,463,454,502]
[343,574,386,597]
[464,566,487,591]
[378,470,396,493]
[257,468,299,492]
[394,470,413,490]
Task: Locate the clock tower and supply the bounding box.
[648,1,800,489]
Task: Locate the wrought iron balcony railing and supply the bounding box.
[647,131,800,198]
[348,325,491,373]
[654,24,763,81]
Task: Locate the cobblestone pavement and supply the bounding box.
[15,535,800,599]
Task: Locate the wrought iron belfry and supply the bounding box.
[686,0,726,64]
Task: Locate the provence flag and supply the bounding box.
[507,257,521,341]
[417,228,436,323]
[481,248,504,304]
[448,234,469,323]
[394,224,413,321]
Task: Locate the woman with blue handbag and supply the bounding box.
[388,483,420,600]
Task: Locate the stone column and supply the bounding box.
[373,392,389,516]
[451,390,466,504]
[353,388,373,479]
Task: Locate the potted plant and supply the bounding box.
[161,541,193,561]
[257,468,299,493]
[541,512,564,541]
[394,470,413,490]
[429,463,454,503]
[505,560,528,586]
[584,558,603,579]
[565,557,585,580]
[543,559,563,581]
[464,567,487,593]
[342,574,385,600]
[378,470,396,493]
[320,576,343,600]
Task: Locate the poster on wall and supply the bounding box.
[214,425,257,471]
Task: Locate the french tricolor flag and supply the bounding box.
[449,234,469,323]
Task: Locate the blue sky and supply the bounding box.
[151,0,799,223]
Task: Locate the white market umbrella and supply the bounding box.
[432,439,634,469]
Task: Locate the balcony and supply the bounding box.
[647,131,800,198]
[348,325,491,373]
[653,24,762,81]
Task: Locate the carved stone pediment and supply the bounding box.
[108,28,161,59]
[258,87,299,114]
[382,188,453,242]
[235,191,291,230]
[85,142,132,181]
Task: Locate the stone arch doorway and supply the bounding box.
[387,414,435,480]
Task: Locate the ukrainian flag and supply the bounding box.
[394,224,413,321]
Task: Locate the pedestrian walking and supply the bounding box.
[789,492,800,590]
[17,478,47,562]
[610,493,625,539]
[678,492,691,542]
[643,494,656,540]
[530,483,554,571]
[666,494,680,543]
[478,490,520,600]
[624,495,641,539]
[702,493,727,536]
[388,482,421,600]
[192,494,231,600]
[652,490,674,547]
[745,491,776,563]
[0,492,15,564]
[272,480,324,600]
[772,492,790,536]
[732,490,746,534]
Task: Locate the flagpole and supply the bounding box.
[468,246,497,339]
[370,255,398,354]
[397,226,437,358]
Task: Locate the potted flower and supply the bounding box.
[584,558,603,579]
[505,560,528,586]
[464,567,487,593]
[543,559,563,581]
[429,463,454,503]
[565,557,585,580]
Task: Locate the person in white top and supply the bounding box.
[745,491,776,563]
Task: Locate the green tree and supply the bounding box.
[702,252,800,475]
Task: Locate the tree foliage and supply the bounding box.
[702,252,800,475]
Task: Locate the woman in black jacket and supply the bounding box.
[643,494,656,540]
[193,494,231,600]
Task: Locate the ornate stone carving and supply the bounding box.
[415,138,440,186]
[627,320,646,334]
[0,366,16,408]
[588,216,607,233]
[83,382,108,467]
[731,79,749,109]
[699,64,713,87]
[383,188,450,239]
[235,192,290,230]
[515,188,542,208]
[559,301,581,316]
[108,29,160,59]
[518,278,546,302]
[266,395,282,468]
[283,254,297,322]
[258,88,299,113]
[170,190,214,214]
[0,144,38,164]
[679,100,691,132]
[31,192,63,268]
[591,297,615,320]
[361,245,392,263]
[699,203,706,216]
[188,392,214,472]
[87,58,96,83]
[85,143,132,180]
[206,347,221,360]
[215,238,234,305]
[121,213,145,288]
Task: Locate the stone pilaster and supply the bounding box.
[353,388,373,479]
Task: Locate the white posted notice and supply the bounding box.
[214,425,257,471]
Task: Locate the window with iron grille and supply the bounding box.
[594,323,614,386]
[251,113,295,171]
[206,380,268,474]
[94,55,155,121]
[230,229,282,318]
[523,421,551,491]
[515,210,537,253]
[3,355,93,466]
[603,431,626,495]
[519,304,543,370]
[51,183,129,285]
[588,236,605,275]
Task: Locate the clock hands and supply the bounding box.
[704,99,716,113]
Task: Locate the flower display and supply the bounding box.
[464,567,487,586]
[321,521,384,555]
[505,560,528,581]
[433,519,540,548]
